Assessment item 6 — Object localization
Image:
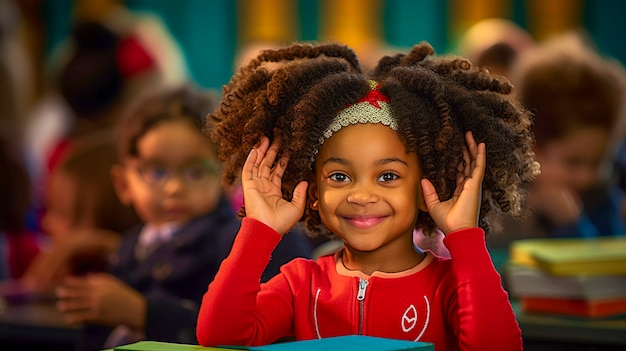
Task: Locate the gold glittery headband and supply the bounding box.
[311,80,398,166]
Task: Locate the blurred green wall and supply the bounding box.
[42,0,626,90]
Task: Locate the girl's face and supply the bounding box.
[115,120,221,226]
[312,123,425,254]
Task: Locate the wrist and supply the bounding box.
[127,292,147,330]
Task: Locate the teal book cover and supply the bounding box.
[249,335,434,350]
[109,336,434,351]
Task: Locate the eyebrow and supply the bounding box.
[322,157,409,167]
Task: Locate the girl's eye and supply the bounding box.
[378,172,399,182]
[328,172,350,183]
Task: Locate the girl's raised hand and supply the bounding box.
[421,131,486,234]
[242,136,308,235]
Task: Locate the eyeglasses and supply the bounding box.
[134,159,219,187]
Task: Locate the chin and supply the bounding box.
[345,241,382,253]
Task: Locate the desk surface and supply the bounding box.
[0,299,83,350]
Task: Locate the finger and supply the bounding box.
[242,146,260,182]
[56,297,93,313]
[454,176,466,199]
[60,275,90,289]
[465,131,479,175]
[56,280,91,299]
[462,146,470,178]
[260,139,280,179]
[465,131,478,158]
[291,181,309,212]
[420,178,440,212]
[270,155,289,186]
[472,142,487,181]
[245,137,270,179]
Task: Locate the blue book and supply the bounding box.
[248,335,434,351]
[109,336,434,351]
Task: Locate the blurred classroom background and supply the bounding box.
[3,1,626,350]
[10,0,626,92]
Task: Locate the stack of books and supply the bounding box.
[506,236,626,319]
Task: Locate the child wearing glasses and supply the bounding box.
[55,85,312,350]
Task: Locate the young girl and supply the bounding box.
[196,42,539,350]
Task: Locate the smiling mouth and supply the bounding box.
[344,216,386,229]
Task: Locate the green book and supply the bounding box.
[510,236,626,276]
[111,341,234,351]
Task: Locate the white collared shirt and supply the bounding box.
[135,222,180,260]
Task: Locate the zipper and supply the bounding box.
[357,278,369,335]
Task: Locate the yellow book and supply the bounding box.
[509,237,626,276]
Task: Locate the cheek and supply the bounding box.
[315,188,343,224]
[393,187,420,212]
[127,187,162,220]
[190,183,221,213]
[318,186,343,209]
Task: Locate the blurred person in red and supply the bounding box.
[0,130,41,281]
[22,132,140,292]
[23,0,189,237]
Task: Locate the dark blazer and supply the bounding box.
[85,196,312,349]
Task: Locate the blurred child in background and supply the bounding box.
[493,32,626,245]
[456,18,535,78]
[0,130,41,280]
[22,132,140,291]
[54,85,312,350]
[23,17,167,247]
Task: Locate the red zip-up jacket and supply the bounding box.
[197,218,522,351]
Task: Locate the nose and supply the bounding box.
[162,173,185,194]
[347,182,379,205]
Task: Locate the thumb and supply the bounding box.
[421,178,440,212]
[291,181,309,212]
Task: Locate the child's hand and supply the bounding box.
[421,131,486,234]
[56,273,146,329]
[242,136,308,235]
[22,229,121,292]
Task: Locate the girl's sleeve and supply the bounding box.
[196,218,296,347]
[443,228,523,351]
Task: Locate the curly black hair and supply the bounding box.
[207,41,539,237]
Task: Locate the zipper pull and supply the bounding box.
[357,278,369,301]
